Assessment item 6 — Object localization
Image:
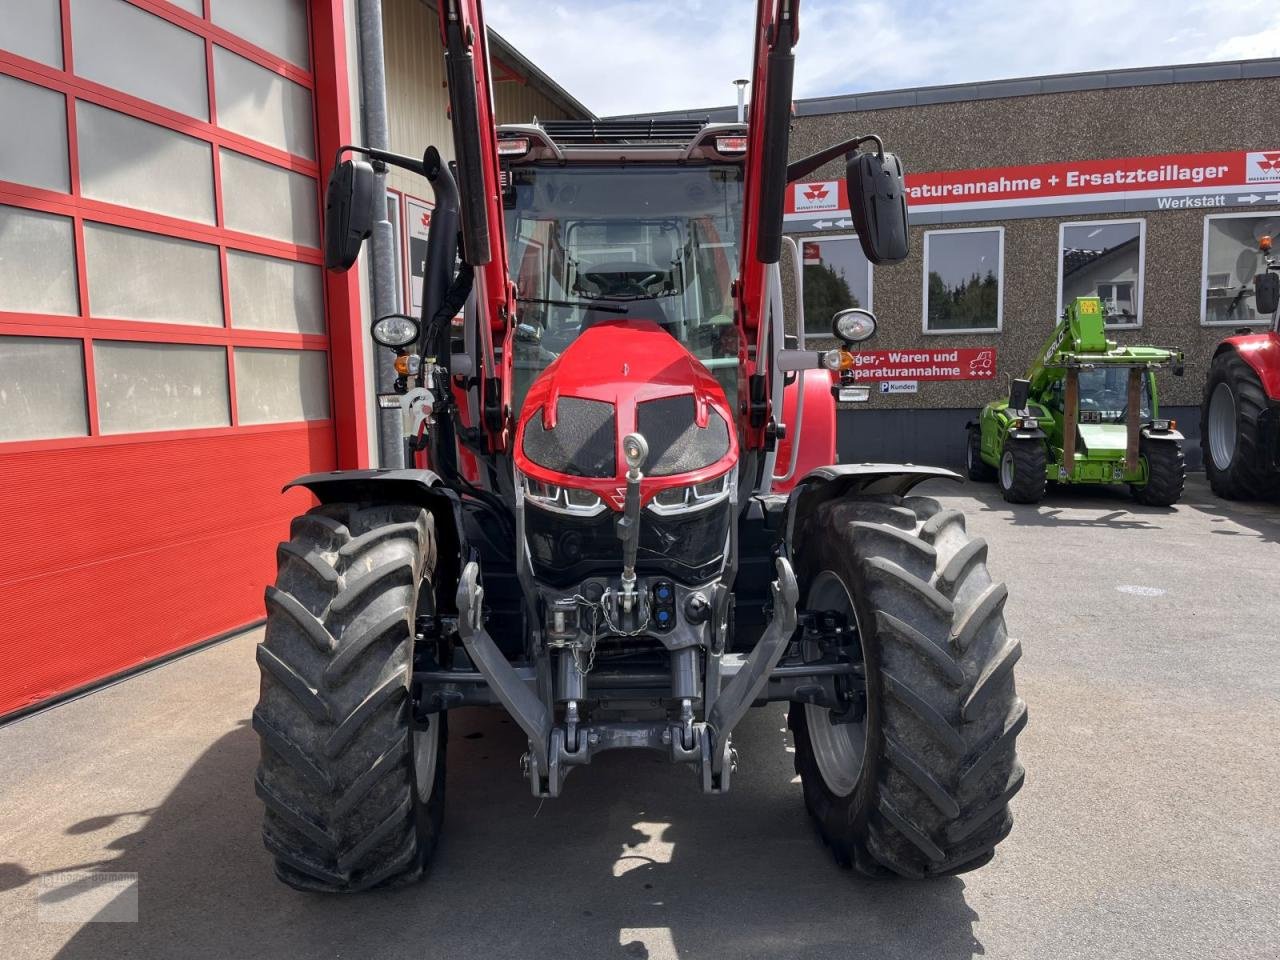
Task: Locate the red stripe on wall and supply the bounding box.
[0,424,335,716]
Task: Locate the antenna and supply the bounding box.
[733,79,749,123]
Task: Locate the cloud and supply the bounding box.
[483,0,1279,116]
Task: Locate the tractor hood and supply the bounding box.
[513,320,738,509]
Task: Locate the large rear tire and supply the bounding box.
[253,502,446,892]
[789,496,1025,878]
[1202,349,1280,500]
[998,440,1046,504]
[1132,439,1185,507]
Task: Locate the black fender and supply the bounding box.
[781,463,961,563]
[285,469,468,612]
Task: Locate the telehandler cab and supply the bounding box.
[253,0,1025,892]
[967,296,1186,506]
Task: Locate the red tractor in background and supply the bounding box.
[251,0,1024,893]
[1202,235,1280,499]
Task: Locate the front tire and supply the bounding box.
[1132,439,1185,506]
[790,496,1026,878]
[1202,350,1279,500]
[253,502,446,892]
[998,440,1046,504]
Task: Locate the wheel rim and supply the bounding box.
[1208,381,1237,471]
[803,571,867,798]
[1000,450,1015,489]
[966,433,977,471]
[412,716,440,802]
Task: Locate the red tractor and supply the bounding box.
[1202,235,1280,499]
[252,0,1024,892]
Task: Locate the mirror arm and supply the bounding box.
[787,134,883,183]
[334,144,428,178]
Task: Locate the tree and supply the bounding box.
[928,270,998,330]
[803,262,859,333]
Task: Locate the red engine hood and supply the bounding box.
[514,320,739,508]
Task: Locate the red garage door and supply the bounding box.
[0,0,365,717]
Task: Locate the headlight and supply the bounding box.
[832,308,877,344]
[519,473,607,516]
[646,470,732,515]
[371,313,420,348]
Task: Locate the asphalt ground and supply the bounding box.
[2,475,1278,960]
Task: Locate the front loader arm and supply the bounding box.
[738,0,800,450]
[438,0,515,449]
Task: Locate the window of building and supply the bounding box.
[1201,213,1280,326]
[922,228,1003,334]
[797,235,872,338]
[1058,219,1145,328]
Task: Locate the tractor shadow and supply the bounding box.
[962,480,1164,530]
[45,709,985,960]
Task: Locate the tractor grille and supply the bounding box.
[539,118,710,145]
[522,397,617,478]
[636,395,731,477]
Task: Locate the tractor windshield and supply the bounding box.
[1048,368,1153,422]
[503,164,744,412]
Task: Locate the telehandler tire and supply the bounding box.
[789,496,1025,879]
[965,427,996,482]
[998,440,1046,504]
[1132,439,1185,507]
[1202,350,1279,500]
[253,502,446,892]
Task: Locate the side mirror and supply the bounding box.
[1009,378,1031,412]
[1255,272,1280,316]
[323,159,376,272]
[847,151,909,265]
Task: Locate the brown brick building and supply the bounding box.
[637,58,1280,468]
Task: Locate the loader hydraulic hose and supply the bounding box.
[420,147,461,357]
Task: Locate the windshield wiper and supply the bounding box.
[516,297,628,314]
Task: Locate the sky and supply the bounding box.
[483,0,1280,117]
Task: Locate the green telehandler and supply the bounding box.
[966,296,1187,505]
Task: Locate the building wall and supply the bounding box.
[0,0,364,717]
[784,75,1280,467]
[380,0,580,200]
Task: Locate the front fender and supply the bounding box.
[285,468,468,610]
[782,463,962,559]
[1140,427,1185,442]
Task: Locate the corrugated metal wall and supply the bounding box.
[381,0,581,198]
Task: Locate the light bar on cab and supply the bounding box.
[497,137,530,157]
[715,136,748,153]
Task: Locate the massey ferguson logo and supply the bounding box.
[1245,151,1280,182]
[795,180,839,212]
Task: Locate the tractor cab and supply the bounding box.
[499,129,748,412]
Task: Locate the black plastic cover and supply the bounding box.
[525,497,729,587]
